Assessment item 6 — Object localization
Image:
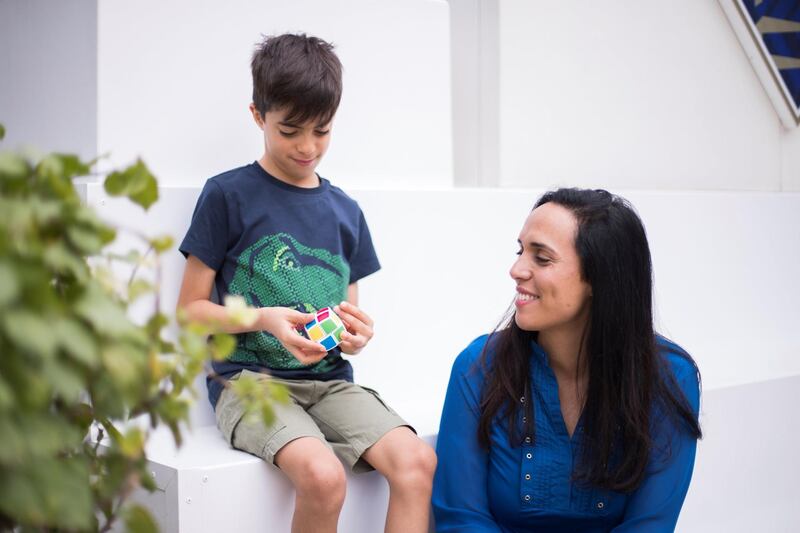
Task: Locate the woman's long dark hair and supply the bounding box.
[477,188,702,493]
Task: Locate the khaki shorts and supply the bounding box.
[215,369,411,473]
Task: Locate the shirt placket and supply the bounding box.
[519,394,536,506]
[530,344,573,510]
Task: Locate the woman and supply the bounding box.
[433,188,701,532]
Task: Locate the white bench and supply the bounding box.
[85,184,800,532]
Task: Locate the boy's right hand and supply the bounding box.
[259,307,328,365]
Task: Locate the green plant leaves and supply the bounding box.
[75,283,139,337]
[0,138,286,532]
[149,234,174,254]
[230,373,289,428]
[67,225,107,255]
[0,456,93,530]
[53,318,99,367]
[0,260,19,306]
[1,311,59,360]
[37,153,90,182]
[43,242,90,281]
[36,154,90,201]
[118,427,146,460]
[124,504,159,533]
[210,333,236,361]
[0,413,84,463]
[104,158,159,210]
[0,151,29,182]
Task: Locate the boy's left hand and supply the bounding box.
[333,301,374,355]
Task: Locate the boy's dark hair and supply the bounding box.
[251,33,343,126]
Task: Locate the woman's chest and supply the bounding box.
[485,417,627,529]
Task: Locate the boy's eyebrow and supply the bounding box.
[278,120,331,129]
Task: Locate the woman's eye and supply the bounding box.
[535,256,551,265]
[515,248,523,256]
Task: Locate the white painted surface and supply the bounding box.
[496,0,786,191]
[0,0,97,159]
[784,126,800,191]
[97,0,452,189]
[85,184,800,432]
[86,184,800,530]
[449,0,500,187]
[113,424,406,533]
[679,375,800,532]
[7,1,798,193]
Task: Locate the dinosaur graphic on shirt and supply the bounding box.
[227,233,349,370]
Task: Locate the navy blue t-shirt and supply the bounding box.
[179,162,381,407]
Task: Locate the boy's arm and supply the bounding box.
[346,282,359,306]
[333,282,373,355]
[177,255,327,363]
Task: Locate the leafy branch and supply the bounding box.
[0,125,286,532]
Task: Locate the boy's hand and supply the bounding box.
[259,307,328,365]
[333,301,374,355]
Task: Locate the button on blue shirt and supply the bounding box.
[433,334,700,532]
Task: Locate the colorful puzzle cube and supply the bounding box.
[303,307,346,351]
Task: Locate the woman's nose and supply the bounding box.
[509,257,530,281]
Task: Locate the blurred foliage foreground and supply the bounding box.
[0,125,286,532]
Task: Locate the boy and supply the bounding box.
[177,34,436,533]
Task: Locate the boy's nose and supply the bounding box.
[297,136,315,155]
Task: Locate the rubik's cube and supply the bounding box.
[304,307,346,351]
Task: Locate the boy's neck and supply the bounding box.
[257,156,320,189]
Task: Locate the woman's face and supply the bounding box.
[510,202,592,335]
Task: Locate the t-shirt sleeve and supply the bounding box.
[347,209,381,283]
[179,179,229,272]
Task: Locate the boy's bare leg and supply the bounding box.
[275,437,347,533]
[362,427,437,533]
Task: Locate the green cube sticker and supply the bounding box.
[321,319,336,334]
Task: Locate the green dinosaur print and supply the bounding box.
[228,233,349,370]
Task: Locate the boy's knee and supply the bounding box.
[390,442,437,488]
[411,442,438,480]
[294,456,347,504]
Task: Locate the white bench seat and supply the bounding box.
[121,423,435,532]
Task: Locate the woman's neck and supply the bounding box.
[538,325,589,382]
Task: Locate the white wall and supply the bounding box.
[784,126,800,190]
[97,0,452,189]
[0,0,97,159]
[6,1,798,193]
[494,0,798,191]
[85,183,800,530]
[449,0,500,187]
[85,184,800,432]
[679,375,800,532]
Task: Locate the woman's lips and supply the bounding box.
[515,289,540,306]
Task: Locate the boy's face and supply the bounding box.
[251,104,332,188]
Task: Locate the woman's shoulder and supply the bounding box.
[656,336,698,378]
[655,335,701,405]
[451,334,492,377]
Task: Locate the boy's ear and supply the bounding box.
[249,103,265,129]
